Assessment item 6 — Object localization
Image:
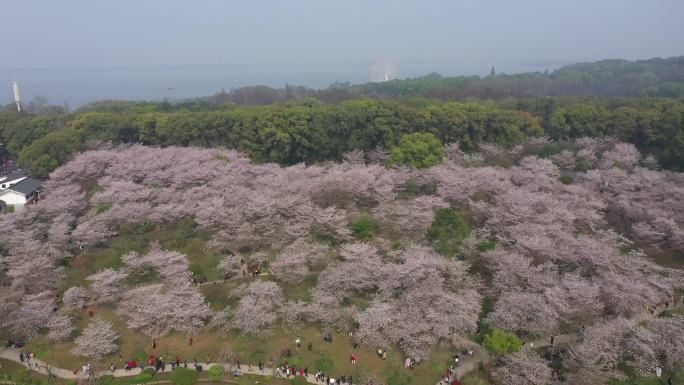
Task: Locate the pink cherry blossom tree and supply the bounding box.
[491,350,553,385]
[3,291,56,339]
[599,142,641,171]
[230,281,284,335]
[486,291,560,336]
[71,317,120,359]
[217,255,241,279]
[270,239,328,283]
[116,283,212,338]
[47,313,74,341]
[62,286,89,309]
[86,268,128,303]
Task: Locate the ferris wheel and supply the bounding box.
[369,58,400,83]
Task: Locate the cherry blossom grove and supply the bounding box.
[0,140,683,379]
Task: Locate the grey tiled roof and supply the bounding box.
[0,169,28,184]
[7,177,42,196]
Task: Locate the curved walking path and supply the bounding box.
[0,349,314,384]
[1,303,680,384]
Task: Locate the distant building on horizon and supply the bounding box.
[13,77,22,112]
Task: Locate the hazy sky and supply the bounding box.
[5,0,684,70]
[3,0,684,105]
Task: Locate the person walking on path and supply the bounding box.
[351,354,357,364]
[188,336,193,346]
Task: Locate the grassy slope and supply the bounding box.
[61,218,220,293]
[38,187,684,385]
[28,215,459,385]
[25,301,451,385]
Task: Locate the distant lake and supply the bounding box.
[1,61,557,108]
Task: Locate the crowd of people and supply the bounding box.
[18,351,38,370]
[7,330,470,385]
[313,370,354,385]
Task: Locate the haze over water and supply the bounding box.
[3,0,683,107]
[3,61,560,108]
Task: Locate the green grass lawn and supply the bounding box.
[40,215,464,385]
[61,218,222,293]
[648,248,684,270]
[25,311,452,385]
[0,358,28,374]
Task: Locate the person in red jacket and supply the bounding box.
[351,354,357,364]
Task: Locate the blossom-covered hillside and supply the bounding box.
[1,138,683,384]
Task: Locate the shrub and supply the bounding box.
[522,142,573,158]
[132,348,147,363]
[170,368,200,385]
[314,353,335,372]
[390,132,444,168]
[575,159,593,171]
[276,354,302,367]
[351,215,377,240]
[208,365,225,382]
[476,240,497,252]
[129,372,153,384]
[136,219,156,234]
[213,154,231,163]
[311,224,341,246]
[559,175,573,185]
[461,373,487,385]
[96,203,113,214]
[293,376,307,385]
[385,368,412,385]
[399,178,437,198]
[427,208,470,257]
[12,371,33,385]
[483,328,522,356]
[96,375,115,385]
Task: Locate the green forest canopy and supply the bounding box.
[2,96,684,177]
[2,56,684,177]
